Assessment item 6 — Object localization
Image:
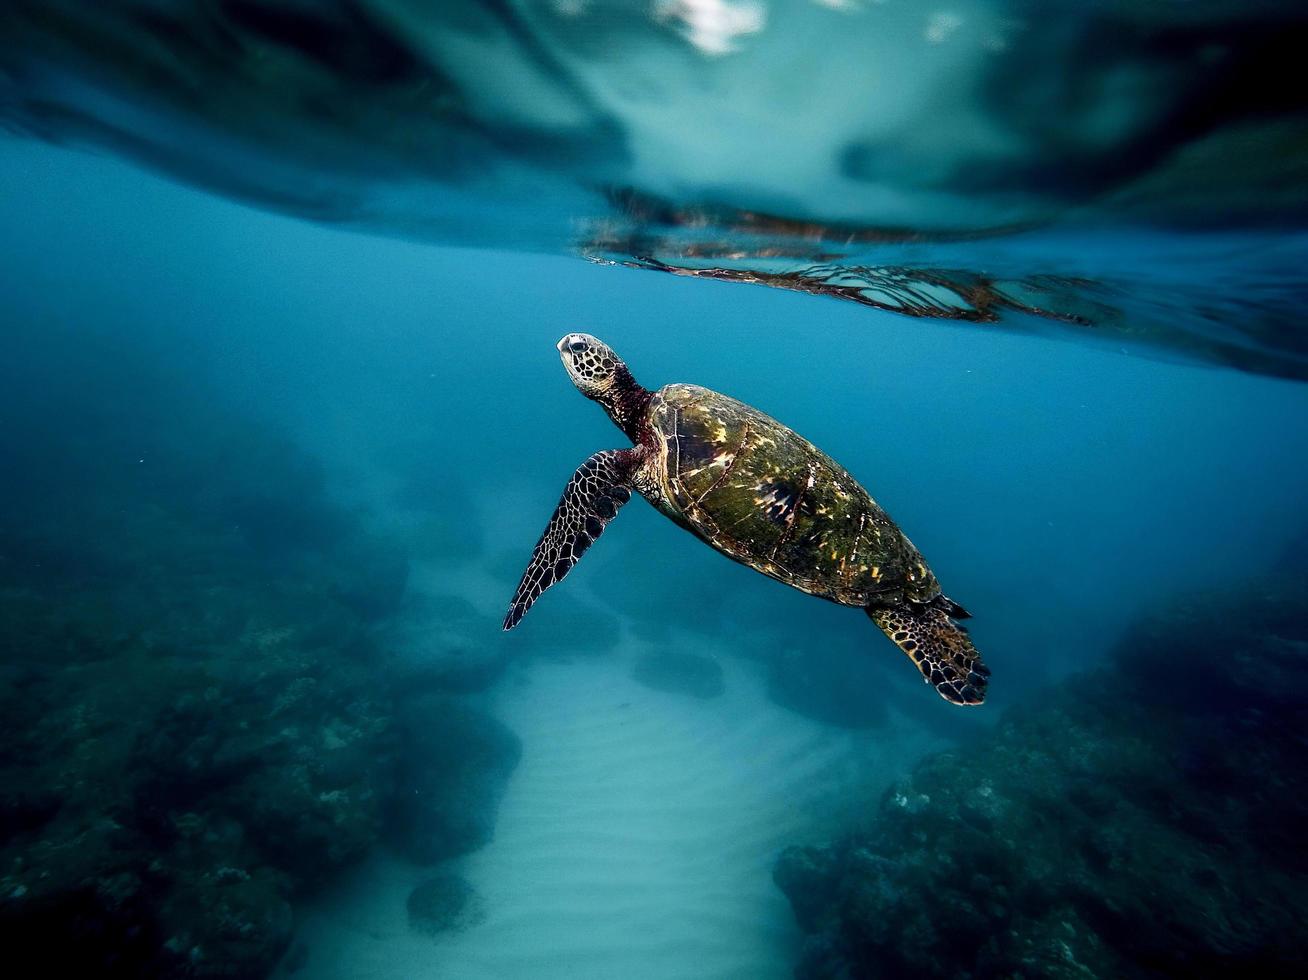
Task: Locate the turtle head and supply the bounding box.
[557,333,624,400]
[556,333,650,440]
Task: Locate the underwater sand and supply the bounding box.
[292,603,943,980]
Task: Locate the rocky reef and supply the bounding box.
[0,337,521,978]
[0,525,398,977]
[388,696,522,866]
[775,568,1308,979]
[406,873,485,937]
[0,523,521,979]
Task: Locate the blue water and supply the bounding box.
[2,4,1308,977]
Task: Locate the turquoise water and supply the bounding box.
[2,4,1308,978]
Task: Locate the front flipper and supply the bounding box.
[503,448,639,630]
[868,598,990,706]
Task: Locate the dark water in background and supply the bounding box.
[2,3,1308,978]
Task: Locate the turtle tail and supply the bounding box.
[868,597,989,706]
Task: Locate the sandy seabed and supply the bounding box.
[292,628,942,980]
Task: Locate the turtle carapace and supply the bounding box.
[503,334,990,706]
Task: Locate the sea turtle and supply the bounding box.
[503,334,990,705]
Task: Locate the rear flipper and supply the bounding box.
[868,598,989,706]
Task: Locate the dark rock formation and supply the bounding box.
[0,573,397,980]
[0,523,521,978]
[387,697,522,865]
[775,574,1308,979]
[407,873,484,936]
[0,343,518,978]
[631,651,724,699]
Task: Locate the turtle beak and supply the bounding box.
[556,336,570,355]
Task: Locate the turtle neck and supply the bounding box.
[597,365,653,443]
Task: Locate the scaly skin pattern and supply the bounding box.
[646,384,940,608]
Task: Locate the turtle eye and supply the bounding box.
[568,340,588,354]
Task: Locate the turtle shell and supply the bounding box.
[649,384,939,607]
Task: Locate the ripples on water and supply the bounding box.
[1,3,1307,979]
[2,0,1306,376]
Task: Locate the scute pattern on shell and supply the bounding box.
[651,385,939,607]
[503,449,635,629]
